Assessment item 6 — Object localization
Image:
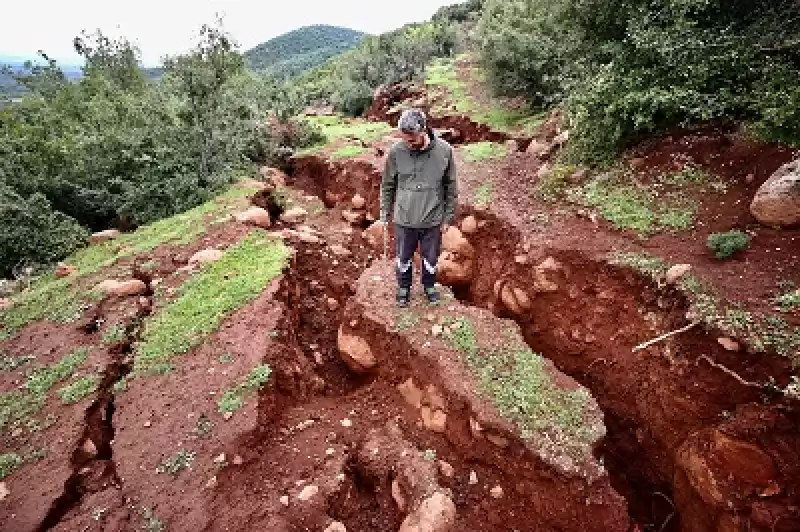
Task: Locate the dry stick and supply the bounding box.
[696,355,763,389]
[632,321,701,352]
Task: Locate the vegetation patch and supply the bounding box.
[775,289,800,312]
[534,164,578,202]
[135,232,289,375]
[331,145,369,159]
[473,182,494,208]
[445,318,598,451]
[569,174,695,235]
[462,142,507,163]
[707,231,751,259]
[58,375,100,405]
[102,324,126,345]
[156,449,195,476]
[0,353,35,372]
[0,453,23,479]
[426,58,472,114]
[217,364,272,414]
[298,115,391,154]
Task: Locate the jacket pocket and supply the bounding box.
[395,182,442,226]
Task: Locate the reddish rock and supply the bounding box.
[280,207,308,224]
[441,226,474,258]
[460,215,478,235]
[750,158,800,227]
[666,264,692,284]
[398,491,456,532]
[90,229,121,244]
[351,194,366,210]
[0,298,13,311]
[337,326,377,373]
[234,207,271,228]
[341,210,366,225]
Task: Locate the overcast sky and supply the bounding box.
[2,0,463,65]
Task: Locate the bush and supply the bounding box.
[707,231,751,259]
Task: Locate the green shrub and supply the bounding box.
[707,231,751,259]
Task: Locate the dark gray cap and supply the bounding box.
[398,108,427,134]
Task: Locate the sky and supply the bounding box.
[1,0,463,66]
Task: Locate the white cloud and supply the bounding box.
[2,0,463,65]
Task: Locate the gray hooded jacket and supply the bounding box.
[380,130,457,228]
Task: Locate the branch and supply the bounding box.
[696,355,762,388]
[632,321,701,352]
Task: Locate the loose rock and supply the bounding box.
[280,207,308,224]
[469,471,478,485]
[490,486,504,499]
[0,482,9,501]
[234,206,271,228]
[421,407,447,433]
[189,249,224,266]
[717,337,740,352]
[666,264,692,284]
[750,158,800,227]
[398,491,456,532]
[337,326,378,372]
[296,485,319,501]
[438,460,454,478]
[342,209,366,225]
[55,263,78,278]
[398,378,424,410]
[279,495,290,507]
[325,522,347,532]
[329,244,352,257]
[460,215,478,235]
[0,298,12,311]
[90,229,121,244]
[351,194,366,210]
[233,455,243,465]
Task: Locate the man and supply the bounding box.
[379,108,457,307]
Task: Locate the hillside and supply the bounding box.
[244,25,364,79]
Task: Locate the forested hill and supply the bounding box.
[244,25,365,79]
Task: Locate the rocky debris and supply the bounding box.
[750,158,800,227]
[93,279,148,297]
[362,222,385,249]
[717,337,740,352]
[431,324,444,337]
[570,168,589,184]
[532,257,563,293]
[460,215,478,235]
[553,129,570,146]
[329,244,352,257]
[280,495,290,506]
[234,206,271,228]
[326,298,340,311]
[398,491,456,532]
[490,486,504,499]
[188,249,224,266]
[341,418,353,428]
[296,485,319,501]
[398,378,424,409]
[469,471,478,485]
[259,166,288,188]
[337,326,377,372]
[420,406,447,433]
[324,522,347,532]
[0,482,9,501]
[341,209,366,225]
[280,207,308,224]
[213,453,226,465]
[437,461,454,478]
[526,139,552,159]
[283,229,321,244]
[494,279,533,316]
[55,263,78,278]
[666,264,692,284]
[351,194,366,210]
[232,455,243,466]
[90,229,121,244]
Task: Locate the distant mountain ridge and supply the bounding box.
[244,25,365,79]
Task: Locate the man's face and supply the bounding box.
[401,130,426,151]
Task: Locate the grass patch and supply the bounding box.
[0,353,35,372]
[393,310,419,332]
[102,323,126,345]
[474,107,544,134]
[0,453,22,479]
[426,58,472,113]
[156,449,195,476]
[134,232,289,375]
[298,115,392,155]
[775,289,800,312]
[58,375,100,405]
[462,142,508,163]
[570,174,696,235]
[0,183,259,341]
[658,165,710,186]
[331,145,369,159]
[607,251,669,277]
[707,230,750,259]
[534,164,578,202]
[473,182,494,208]
[445,318,598,448]
[217,364,272,414]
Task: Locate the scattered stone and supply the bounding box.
[279,495,290,507]
[569,168,589,184]
[362,222,385,249]
[666,264,693,284]
[82,439,97,457]
[213,453,227,465]
[90,229,121,244]
[326,448,335,457]
[325,522,347,532]
[351,194,366,210]
[717,337,740,352]
[514,255,528,265]
[326,298,340,311]
[745,173,755,184]
[469,418,483,439]
[205,476,217,489]
[0,482,9,501]
[342,209,366,225]
[234,206,271,228]
[438,460,455,478]
[536,163,552,179]
[431,324,444,337]
[750,158,800,227]
[490,486,504,499]
[329,244,352,257]
[223,411,234,421]
[233,455,243,465]
[341,418,353,428]
[93,279,148,297]
[280,207,308,224]
[337,326,378,373]
[469,470,478,485]
[144,420,152,428]
[55,263,78,278]
[392,478,407,511]
[425,384,447,411]
[526,140,550,158]
[485,433,510,448]
[398,491,456,532]
[398,378,424,410]
[460,215,478,235]
[296,485,319,501]
[421,406,447,433]
[188,249,224,266]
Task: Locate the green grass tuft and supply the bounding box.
[331,145,369,159]
[58,375,100,404]
[298,115,392,154]
[0,353,35,372]
[0,453,23,479]
[707,231,750,259]
[534,164,578,202]
[134,232,289,375]
[462,142,508,163]
[775,289,800,312]
[217,364,272,414]
[102,324,126,345]
[156,449,195,476]
[473,182,494,208]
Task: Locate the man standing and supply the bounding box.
[379,109,457,307]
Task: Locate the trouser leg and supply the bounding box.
[395,225,419,289]
[418,225,442,288]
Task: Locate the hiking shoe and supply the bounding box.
[396,288,411,308]
[424,286,440,305]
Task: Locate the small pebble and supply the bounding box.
[469,470,478,485]
[341,418,353,428]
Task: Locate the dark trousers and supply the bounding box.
[395,225,441,289]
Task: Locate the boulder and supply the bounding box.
[420,406,447,433]
[436,256,473,286]
[280,207,308,224]
[342,209,366,225]
[351,194,366,210]
[526,140,551,158]
[750,158,800,227]
[55,263,78,278]
[666,264,692,284]
[90,229,121,244]
[398,491,456,532]
[441,227,474,258]
[460,216,478,235]
[337,327,378,372]
[234,207,271,228]
[188,249,224,266]
[93,279,148,297]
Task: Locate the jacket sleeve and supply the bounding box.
[380,150,397,222]
[443,147,458,224]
